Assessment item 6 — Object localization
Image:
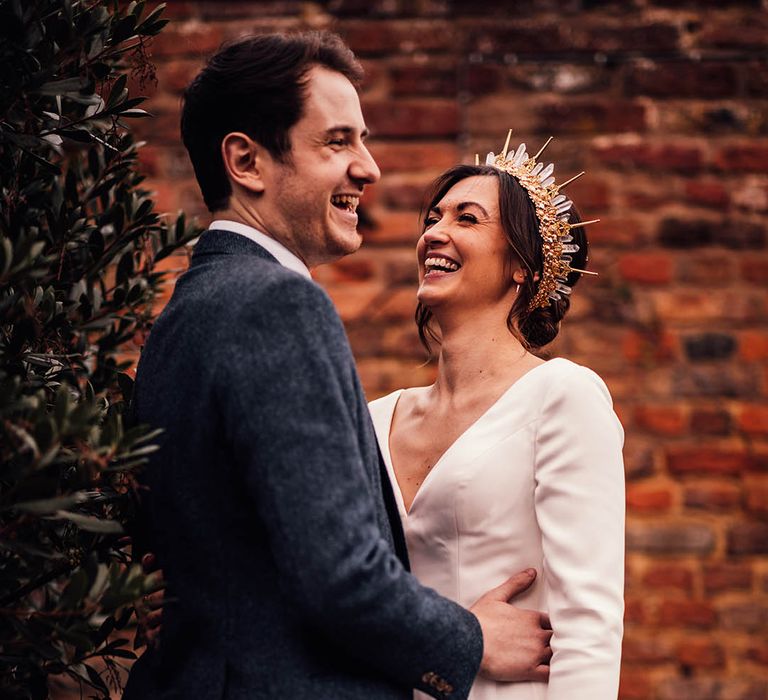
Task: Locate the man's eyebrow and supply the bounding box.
[324,126,371,139]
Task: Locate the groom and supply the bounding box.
[125,32,551,699]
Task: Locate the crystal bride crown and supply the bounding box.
[478,130,598,311]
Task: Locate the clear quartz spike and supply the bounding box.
[552,194,566,205]
[541,176,555,187]
[562,243,580,253]
[556,283,572,295]
[539,163,554,180]
[556,201,573,214]
[531,162,544,176]
[485,152,495,165]
[512,143,527,165]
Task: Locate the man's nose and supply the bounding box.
[349,143,381,185]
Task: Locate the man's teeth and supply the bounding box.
[425,257,460,272]
[331,195,359,211]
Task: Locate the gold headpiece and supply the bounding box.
[479,130,598,311]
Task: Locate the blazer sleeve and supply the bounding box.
[217,274,482,699]
[533,364,625,699]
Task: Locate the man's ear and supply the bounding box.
[221,132,267,195]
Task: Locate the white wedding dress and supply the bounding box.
[368,358,625,700]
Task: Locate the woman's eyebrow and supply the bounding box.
[457,201,490,217]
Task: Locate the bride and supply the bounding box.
[368,138,625,699]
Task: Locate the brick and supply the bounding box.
[734,181,768,214]
[691,409,732,435]
[657,217,717,247]
[323,281,386,322]
[506,64,610,94]
[715,144,768,173]
[672,365,762,399]
[715,221,766,249]
[718,603,768,632]
[585,216,648,248]
[320,257,376,283]
[634,404,686,436]
[327,0,401,16]
[684,483,742,511]
[622,635,675,664]
[626,485,673,513]
[746,59,768,97]
[684,333,737,362]
[727,522,768,555]
[618,253,673,285]
[642,565,694,592]
[677,254,734,287]
[744,477,768,517]
[371,287,417,322]
[739,332,768,361]
[618,670,652,700]
[362,99,460,137]
[667,290,763,325]
[684,180,730,209]
[364,210,422,245]
[340,19,455,55]
[379,181,431,212]
[703,563,753,593]
[462,64,502,95]
[657,678,768,700]
[366,142,458,173]
[745,641,768,665]
[623,439,656,480]
[623,596,646,624]
[667,447,754,476]
[697,19,768,51]
[391,63,457,97]
[157,58,203,94]
[626,523,715,554]
[659,599,716,628]
[741,258,768,285]
[676,638,725,669]
[622,328,677,366]
[575,23,680,53]
[566,176,611,211]
[536,100,647,134]
[463,22,571,55]
[593,140,703,173]
[738,404,768,436]
[149,23,225,59]
[626,62,740,99]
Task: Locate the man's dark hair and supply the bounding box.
[181,32,364,212]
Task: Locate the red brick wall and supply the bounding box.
[131,2,768,698]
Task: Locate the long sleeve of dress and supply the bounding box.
[533,364,625,699]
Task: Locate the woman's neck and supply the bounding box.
[430,306,538,401]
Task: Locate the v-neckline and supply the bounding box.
[381,359,558,518]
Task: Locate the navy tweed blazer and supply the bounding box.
[124,230,483,700]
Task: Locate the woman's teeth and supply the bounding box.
[331,195,359,212]
[425,257,460,272]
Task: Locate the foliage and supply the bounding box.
[0,1,201,697]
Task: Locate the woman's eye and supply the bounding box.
[459,213,478,223]
[328,139,346,147]
[424,216,439,227]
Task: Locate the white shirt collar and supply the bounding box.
[209,219,311,280]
